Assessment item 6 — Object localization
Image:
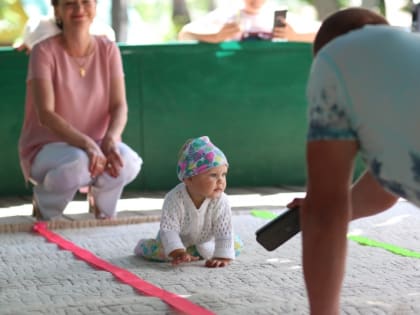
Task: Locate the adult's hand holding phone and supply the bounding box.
[216,22,242,42]
[273,21,298,40]
[255,206,301,251]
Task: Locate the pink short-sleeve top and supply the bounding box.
[18,35,124,181]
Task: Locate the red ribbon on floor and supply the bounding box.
[33,222,215,315]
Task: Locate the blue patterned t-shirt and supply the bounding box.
[306,25,420,206]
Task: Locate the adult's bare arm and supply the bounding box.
[178,22,241,43]
[302,139,357,315]
[101,75,128,177]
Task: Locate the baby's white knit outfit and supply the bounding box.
[159,183,235,260]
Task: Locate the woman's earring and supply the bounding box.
[56,18,63,29]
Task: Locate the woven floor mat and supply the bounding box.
[0,214,162,233]
[0,208,262,234]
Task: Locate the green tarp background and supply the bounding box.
[0,41,362,196]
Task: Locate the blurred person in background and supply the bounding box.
[178,0,318,43]
[14,0,115,54]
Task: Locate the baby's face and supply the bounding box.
[185,165,228,201]
[243,0,266,14]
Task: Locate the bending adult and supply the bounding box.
[178,0,317,43]
[18,0,142,220]
[286,7,420,314]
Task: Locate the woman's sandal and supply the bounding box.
[32,197,43,220]
[87,188,108,219]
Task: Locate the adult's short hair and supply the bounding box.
[313,7,389,56]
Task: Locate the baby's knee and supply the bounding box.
[134,238,167,262]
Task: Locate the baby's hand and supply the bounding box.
[205,257,231,268]
[170,249,199,266]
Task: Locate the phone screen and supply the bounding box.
[274,10,287,28]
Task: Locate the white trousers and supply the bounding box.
[30,142,142,220]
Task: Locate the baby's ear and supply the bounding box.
[183,177,192,185]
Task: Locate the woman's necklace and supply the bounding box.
[66,38,93,78]
[75,57,88,77]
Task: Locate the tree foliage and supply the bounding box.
[0,0,28,45]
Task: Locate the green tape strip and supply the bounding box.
[250,210,278,220]
[251,210,420,259]
[347,235,420,259]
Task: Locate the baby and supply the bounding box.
[134,136,243,267]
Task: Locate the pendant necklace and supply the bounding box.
[77,62,87,77]
[67,39,93,78]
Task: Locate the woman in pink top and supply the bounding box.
[18,0,142,220]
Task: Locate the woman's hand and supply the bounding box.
[101,136,124,178]
[216,22,242,42]
[86,141,107,178]
[273,21,316,43]
[169,249,200,266]
[287,197,305,210]
[272,19,297,40]
[14,43,31,55]
[205,257,231,268]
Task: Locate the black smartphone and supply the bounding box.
[255,206,300,251]
[273,9,288,28]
